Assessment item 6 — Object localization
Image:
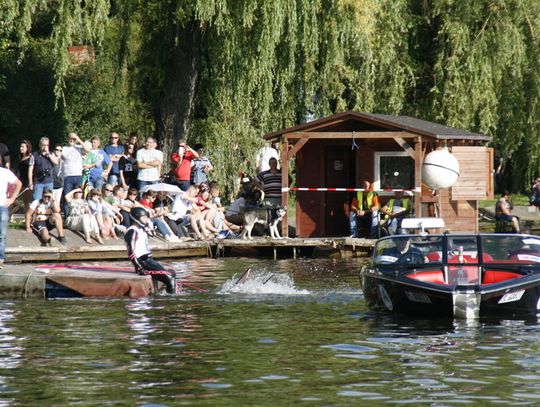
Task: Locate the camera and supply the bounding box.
[37,168,51,182]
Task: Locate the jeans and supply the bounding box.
[107,174,119,187]
[0,206,7,260]
[32,182,54,201]
[349,211,379,238]
[138,180,158,194]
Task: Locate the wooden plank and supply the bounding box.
[286,131,415,140]
[451,146,490,200]
[395,137,416,158]
[282,138,290,237]
[286,138,308,161]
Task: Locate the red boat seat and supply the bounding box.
[482,270,522,284]
[407,270,446,284]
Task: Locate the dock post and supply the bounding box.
[273,247,277,260]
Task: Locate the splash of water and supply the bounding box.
[219,269,310,295]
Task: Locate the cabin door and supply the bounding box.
[324,145,354,236]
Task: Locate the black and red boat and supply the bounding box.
[360,219,540,319]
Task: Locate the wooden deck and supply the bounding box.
[5,235,375,263]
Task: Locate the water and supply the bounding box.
[1,257,540,405]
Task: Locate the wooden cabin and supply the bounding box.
[264,111,493,237]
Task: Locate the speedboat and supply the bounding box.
[360,218,540,319]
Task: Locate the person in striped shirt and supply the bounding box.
[256,157,281,207]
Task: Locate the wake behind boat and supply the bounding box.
[360,218,540,319]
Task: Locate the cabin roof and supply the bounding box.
[264,111,491,142]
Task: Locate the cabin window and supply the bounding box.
[373,152,414,192]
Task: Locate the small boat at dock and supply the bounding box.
[360,219,540,319]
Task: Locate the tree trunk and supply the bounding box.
[154,20,201,172]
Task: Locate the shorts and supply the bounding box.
[495,214,516,222]
[32,219,55,233]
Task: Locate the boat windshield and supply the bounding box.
[373,236,443,266]
[481,235,540,264]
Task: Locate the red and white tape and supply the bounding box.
[281,187,421,193]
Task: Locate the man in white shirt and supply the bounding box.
[0,162,22,268]
[62,132,91,213]
[136,137,163,191]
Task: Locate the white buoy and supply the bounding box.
[422,148,460,190]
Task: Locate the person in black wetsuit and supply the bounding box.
[124,207,177,293]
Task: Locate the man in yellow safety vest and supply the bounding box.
[380,191,412,235]
[349,180,380,238]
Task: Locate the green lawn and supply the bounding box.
[478,193,529,209]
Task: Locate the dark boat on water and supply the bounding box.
[360,219,540,319]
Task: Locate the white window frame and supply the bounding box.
[373,151,414,195]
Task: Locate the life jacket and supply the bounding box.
[356,191,376,211]
[387,197,410,212]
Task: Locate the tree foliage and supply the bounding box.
[1,0,539,194]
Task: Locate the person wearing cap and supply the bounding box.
[0,161,22,268]
[26,188,67,246]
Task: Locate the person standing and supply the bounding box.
[30,137,59,201]
[256,157,282,207]
[0,163,22,268]
[62,132,91,213]
[89,135,112,191]
[15,140,34,217]
[170,138,199,191]
[190,143,212,186]
[119,143,138,190]
[104,132,124,186]
[136,137,163,191]
[51,144,65,204]
[0,142,11,169]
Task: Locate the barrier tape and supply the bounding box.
[281,187,421,193]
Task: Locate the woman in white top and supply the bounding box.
[64,186,102,244]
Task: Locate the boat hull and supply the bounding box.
[361,272,540,319]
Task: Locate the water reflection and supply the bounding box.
[0,258,539,405]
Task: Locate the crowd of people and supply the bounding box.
[0,136,283,268]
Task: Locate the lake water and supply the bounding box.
[1,257,540,406]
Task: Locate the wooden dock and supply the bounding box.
[5,227,375,264]
[2,229,375,299]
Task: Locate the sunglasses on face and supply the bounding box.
[105,189,113,192]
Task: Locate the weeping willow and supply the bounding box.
[2,0,540,193]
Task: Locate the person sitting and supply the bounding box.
[349,180,379,238]
[495,190,520,233]
[87,188,118,240]
[379,191,412,235]
[26,188,67,246]
[529,178,540,207]
[64,186,102,244]
[382,238,425,264]
[124,207,176,294]
[139,189,178,241]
